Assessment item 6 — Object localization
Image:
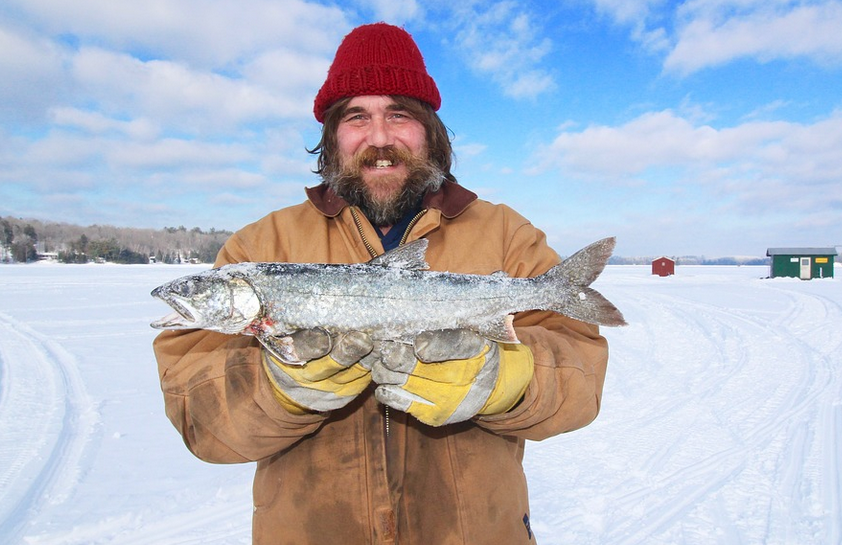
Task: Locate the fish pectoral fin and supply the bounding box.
[477,315,520,344]
[368,239,429,270]
[254,331,307,366]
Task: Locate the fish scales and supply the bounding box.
[243,262,537,340]
[151,237,626,363]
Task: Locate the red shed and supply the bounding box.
[652,256,675,277]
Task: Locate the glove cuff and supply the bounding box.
[478,343,534,416]
[261,352,316,415]
[262,350,372,413]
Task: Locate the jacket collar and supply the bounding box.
[305,180,477,219]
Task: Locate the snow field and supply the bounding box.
[0,263,840,544]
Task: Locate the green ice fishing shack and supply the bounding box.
[765,247,838,279]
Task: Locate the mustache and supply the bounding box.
[346,146,420,170]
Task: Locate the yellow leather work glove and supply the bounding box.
[262,329,374,414]
[372,329,534,426]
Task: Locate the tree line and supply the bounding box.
[2,216,799,267]
[1,216,231,264]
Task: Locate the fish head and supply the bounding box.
[150,271,261,334]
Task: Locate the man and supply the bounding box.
[153,22,609,545]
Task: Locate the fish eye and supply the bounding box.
[175,280,195,297]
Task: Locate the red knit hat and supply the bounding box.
[313,23,441,123]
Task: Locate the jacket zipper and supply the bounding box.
[350,206,427,258]
[350,207,381,260]
[349,205,427,438]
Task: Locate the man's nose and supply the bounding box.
[366,116,393,148]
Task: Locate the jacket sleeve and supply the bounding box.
[153,231,328,463]
[475,218,610,441]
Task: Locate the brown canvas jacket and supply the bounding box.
[153,181,609,545]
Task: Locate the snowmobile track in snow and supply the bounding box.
[615,280,841,544]
[0,312,98,544]
[526,273,842,544]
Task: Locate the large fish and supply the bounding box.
[151,237,626,363]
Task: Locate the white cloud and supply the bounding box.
[665,1,842,74]
[0,0,349,132]
[7,0,347,68]
[355,0,421,24]
[534,110,734,175]
[741,99,791,120]
[532,109,842,217]
[0,24,68,123]
[106,138,254,171]
[70,48,309,132]
[0,24,61,79]
[454,142,487,157]
[586,0,671,52]
[23,133,103,172]
[589,0,663,25]
[50,107,159,140]
[2,130,251,183]
[445,2,556,99]
[243,49,331,97]
[584,0,842,74]
[0,1,336,229]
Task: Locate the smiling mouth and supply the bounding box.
[374,159,394,169]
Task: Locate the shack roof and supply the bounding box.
[766,247,838,256]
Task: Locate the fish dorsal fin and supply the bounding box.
[368,239,429,270]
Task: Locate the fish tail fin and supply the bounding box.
[540,237,627,327]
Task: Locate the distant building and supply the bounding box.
[37,251,59,262]
[766,247,837,279]
[652,257,675,277]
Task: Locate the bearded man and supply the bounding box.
[153,23,609,545]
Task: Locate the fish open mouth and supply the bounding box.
[150,289,198,329]
[167,299,196,323]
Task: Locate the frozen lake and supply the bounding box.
[1,262,840,544]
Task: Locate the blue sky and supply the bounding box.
[1,0,841,257]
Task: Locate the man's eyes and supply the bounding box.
[342,111,413,123]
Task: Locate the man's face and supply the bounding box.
[335,95,428,203]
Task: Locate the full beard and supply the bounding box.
[323,146,445,227]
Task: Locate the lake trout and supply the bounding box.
[150,237,626,363]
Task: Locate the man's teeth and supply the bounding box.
[374,160,393,168]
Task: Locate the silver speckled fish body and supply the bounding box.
[151,237,626,360]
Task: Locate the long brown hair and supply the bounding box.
[308,96,457,183]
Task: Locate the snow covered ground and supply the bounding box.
[1,262,840,544]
